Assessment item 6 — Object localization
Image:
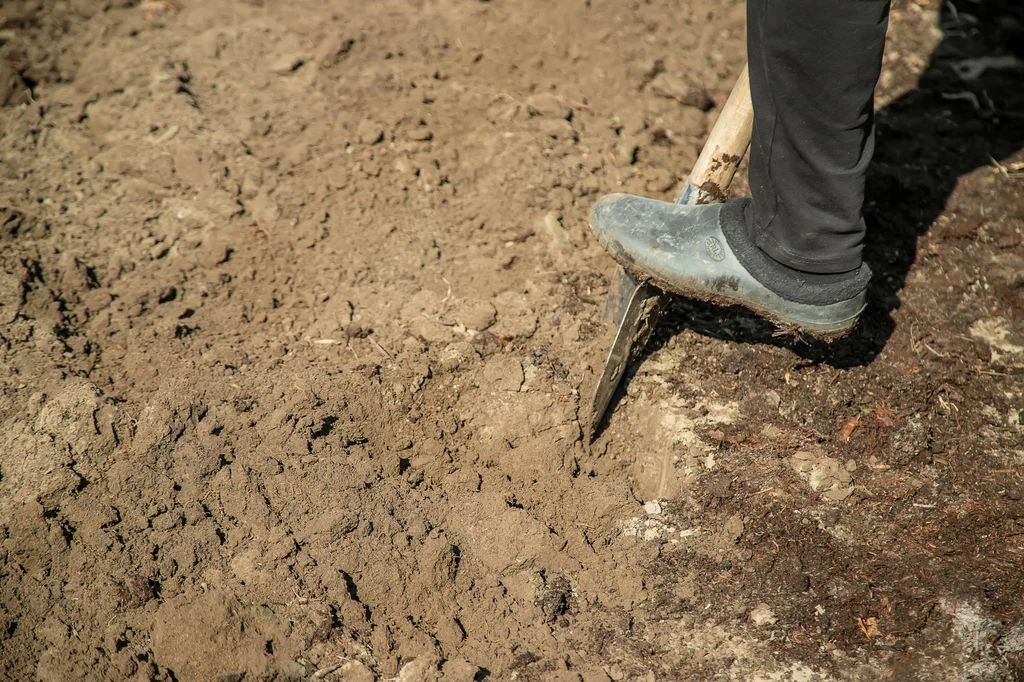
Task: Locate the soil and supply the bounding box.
[1,0,1023,680]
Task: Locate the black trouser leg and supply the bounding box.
[746,0,891,274]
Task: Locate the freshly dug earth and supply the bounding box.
[2,0,1023,680]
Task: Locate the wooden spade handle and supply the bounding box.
[686,64,753,204]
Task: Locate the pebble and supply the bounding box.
[649,72,713,110]
[644,500,662,515]
[749,603,778,627]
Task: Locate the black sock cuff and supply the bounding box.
[719,199,871,306]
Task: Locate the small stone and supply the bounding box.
[644,500,662,515]
[749,603,778,626]
[649,72,713,110]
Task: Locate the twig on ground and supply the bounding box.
[369,336,394,360]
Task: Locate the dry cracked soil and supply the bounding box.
[2,0,1024,680]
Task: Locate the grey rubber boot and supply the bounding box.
[589,193,868,337]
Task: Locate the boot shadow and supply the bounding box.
[645,1,1024,370]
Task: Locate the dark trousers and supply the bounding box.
[746,0,892,274]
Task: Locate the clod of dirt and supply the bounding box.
[439,659,484,682]
[536,573,574,624]
[790,449,855,500]
[525,93,570,119]
[196,238,232,269]
[347,323,370,339]
[440,342,479,371]
[150,590,308,682]
[405,123,434,142]
[645,166,678,194]
[396,654,442,682]
[470,330,503,357]
[720,513,744,545]
[455,300,497,332]
[482,356,524,392]
[464,501,566,574]
[676,106,707,138]
[772,555,811,594]
[489,291,537,339]
[357,119,386,145]
[648,72,713,110]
